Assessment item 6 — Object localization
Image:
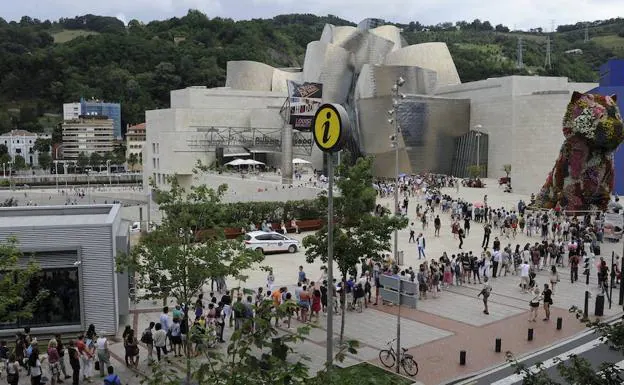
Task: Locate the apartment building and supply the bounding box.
[62,116,114,160]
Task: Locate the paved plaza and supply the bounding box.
[5,179,622,385]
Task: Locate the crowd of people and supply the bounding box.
[0,326,122,385]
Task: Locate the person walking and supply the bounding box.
[528,287,541,322]
[477,277,492,315]
[458,227,465,249]
[152,323,168,361]
[67,341,80,385]
[140,322,155,362]
[482,223,492,248]
[549,265,560,293]
[55,335,71,381]
[408,223,415,243]
[96,334,111,377]
[492,250,501,278]
[434,216,441,237]
[47,339,61,385]
[5,352,20,385]
[417,234,426,259]
[542,283,553,321]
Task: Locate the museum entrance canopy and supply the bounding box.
[188,126,314,155]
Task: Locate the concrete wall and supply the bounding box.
[437,76,598,194]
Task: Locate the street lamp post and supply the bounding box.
[53,160,59,191]
[388,76,405,374]
[106,159,112,188]
[473,125,483,177]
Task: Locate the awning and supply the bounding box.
[223,148,250,157]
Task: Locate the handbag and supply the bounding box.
[94,360,100,371]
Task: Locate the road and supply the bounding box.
[458,328,624,384]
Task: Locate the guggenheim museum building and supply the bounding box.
[145,18,605,194]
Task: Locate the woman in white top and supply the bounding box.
[95,335,110,377]
[28,347,44,385]
[5,352,20,385]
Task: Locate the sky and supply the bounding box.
[1,0,623,31]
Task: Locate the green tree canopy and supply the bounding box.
[0,237,46,324]
[38,151,51,171]
[12,154,26,170]
[76,152,89,170]
[303,156,407,341]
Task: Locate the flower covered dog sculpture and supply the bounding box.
[535,92,624,212]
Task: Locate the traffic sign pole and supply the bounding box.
[311,103,350,369]
[326,152,334,366]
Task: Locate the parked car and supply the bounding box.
[244,231,300,254]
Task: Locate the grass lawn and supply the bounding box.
[334,362,414,385]
[52,29,99,43]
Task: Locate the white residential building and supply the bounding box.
[0,129,51,167]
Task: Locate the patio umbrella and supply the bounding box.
[473,201,484,208]
[224,158,246,166]
[244,159,265,166]
[292,158,312,164]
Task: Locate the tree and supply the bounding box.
[77,152,89,171]
[467,164,484,178]
[503,164,512,178]
[38,151,51,171]
[90,152,102,171]
[33,137,51,153]
[0,237,46,324]
[127,153,138,171]
[112,143,126,165]
[13,155,26,170]
[0,144,7,157]
[117,175,264,384]
[303,156,407,342]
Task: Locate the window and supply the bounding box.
[0,267,81,329]
[157,173,161,184]
[254,234,272,241]
[271,234,286,241]
[153,158,156,168]
[152,143,156,153]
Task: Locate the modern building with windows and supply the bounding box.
[62,116,115,160]
[125,123,145,172]
[0,129,52,167]
[0,204,130,337]
[63,98,122,139]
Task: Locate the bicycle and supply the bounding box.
[378,338,419,376]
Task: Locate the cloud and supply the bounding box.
[1,0,623,31]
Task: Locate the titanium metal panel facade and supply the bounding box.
[357,96,470,177]
[451,131,490,178]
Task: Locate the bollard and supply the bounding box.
[556,317,563,330]
[459,350,466,366]
[528,328,534,341]
[495,338,502,353]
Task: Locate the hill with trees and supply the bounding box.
[0,12,623,138]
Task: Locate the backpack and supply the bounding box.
[140,329,153,344]
[104,374,119,385]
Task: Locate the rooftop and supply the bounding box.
[0,129,37,137]
[0,204,120,228]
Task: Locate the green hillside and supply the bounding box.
[0,12,622,137]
